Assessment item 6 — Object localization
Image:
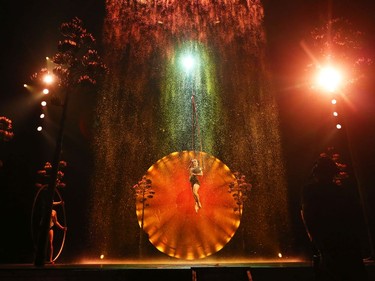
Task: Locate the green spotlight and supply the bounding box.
[181,54,196,73]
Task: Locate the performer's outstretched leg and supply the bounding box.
[193,183,202,212]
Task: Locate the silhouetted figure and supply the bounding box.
[301,156,368,281]
[49,201,67,264]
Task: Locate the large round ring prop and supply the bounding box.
[136,151,240,260]
[31,187,67,262]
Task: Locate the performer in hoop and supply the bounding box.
[49,201,67,264]
[189,159,203,213]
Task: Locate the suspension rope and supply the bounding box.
[191,94,204,168]
[191,95,196,152]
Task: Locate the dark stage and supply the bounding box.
[1,259,374,281]
[1,1,375,280]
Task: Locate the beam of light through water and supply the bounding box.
[89,0,291,260]
[161,41,220,153]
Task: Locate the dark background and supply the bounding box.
[1,0,374,263]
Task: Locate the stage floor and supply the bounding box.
[1,258,374,281]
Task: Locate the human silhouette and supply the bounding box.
[48,201,67,264]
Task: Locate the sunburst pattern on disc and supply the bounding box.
[135,151,240,260]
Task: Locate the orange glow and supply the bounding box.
[316,66,343,93]
[43,73,54,84]
[78,256,308,266]
[137,151,240,260]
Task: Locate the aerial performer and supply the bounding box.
[48,200,67,264]
[189,158,203,213]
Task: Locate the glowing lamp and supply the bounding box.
[316,66,342,93]
[43,73,54,85]
[181,54,196,73]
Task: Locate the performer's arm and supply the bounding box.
[53,200,64,206]
[54,217,67,231]
[52,210,67,231]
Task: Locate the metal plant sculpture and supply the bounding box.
[319,146,349,186]
[32,17,107,266]
[228,171,252,215]
[132,176,154,257]
[305,17,373,88]
[32,161,68,263]
[0,116,14,169]
[0,116,14,142]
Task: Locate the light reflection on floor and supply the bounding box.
[73,257,311,269]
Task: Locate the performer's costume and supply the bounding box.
[189,167,201,187]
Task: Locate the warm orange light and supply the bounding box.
[316,66,343,93]
[336,124,342,129]
[333,111,338,117]
[138,151,239,260]
[43,89,49,95]
[43,73,54,85]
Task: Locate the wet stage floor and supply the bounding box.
[1,258,374,281]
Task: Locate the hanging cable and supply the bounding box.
[191,94,204,168]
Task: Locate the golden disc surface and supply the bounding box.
[136,151,240,260]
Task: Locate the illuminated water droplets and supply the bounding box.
[89,0,290,259]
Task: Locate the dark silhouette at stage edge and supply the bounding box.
[301,154,368,280]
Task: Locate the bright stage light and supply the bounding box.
[181,54,196,72]
[43,89,49,95]
[43,73,54,85]
[333,111,338,117]
[336,124,342,129]
[37,126,43,131]
[316,66,342,93]
[331,99,337,105]
[41,101,47,107]
[40,113,45,119]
